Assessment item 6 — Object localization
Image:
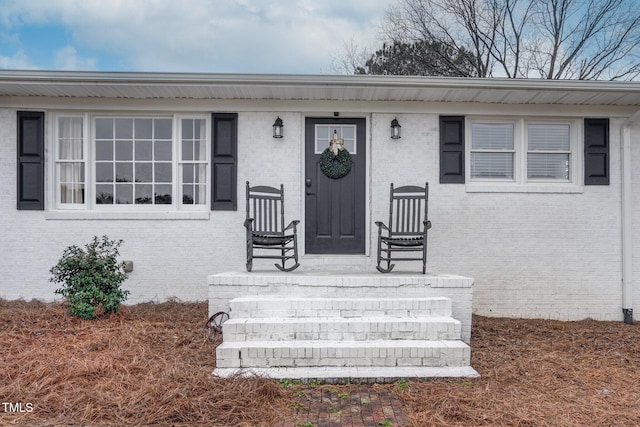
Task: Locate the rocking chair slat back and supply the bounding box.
[389,183,429,236]
[247,183,285,233]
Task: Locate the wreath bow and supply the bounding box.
[329,135,345,156]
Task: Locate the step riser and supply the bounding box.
[229,297,452,319]
[222,319,461,342]
[216,345,470,369]
[215,295,474,377]
[214,366,481,381]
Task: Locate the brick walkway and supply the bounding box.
[273,384,409,427]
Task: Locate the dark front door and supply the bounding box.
[305,117,366,254]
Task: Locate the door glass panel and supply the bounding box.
[315,124,357,154]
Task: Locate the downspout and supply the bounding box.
[620,109,640,324]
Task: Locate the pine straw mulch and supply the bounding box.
[1,299,639,427]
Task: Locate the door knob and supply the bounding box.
[305,178,313,195]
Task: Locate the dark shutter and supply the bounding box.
[584,118,609,185]
[17,111,45,210]
[211,113,238,210]
[440,116,465,183]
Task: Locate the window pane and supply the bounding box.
[316,126,329,140]
[58,117,83,138]
[195,184,205,204]
[60,164,82,181]
[528,124,570,151]
[58,140,83,160]
[183,185,195,204]
[182,119,194,139]
[194,119,204,140]
[96,141,113,161]
[342,126,354,140]
[154,185,172,204]
[135,184,153,204]
[154,119,172,139]
[95,119,113,139]
[96,184,114,204]
[155,163,172,182]
[135,162,152,182]
[471,152,514,179]
[135,119,153,139]
[116,141,133,161]
[472,123,514,150]
[154,140,172,161]
[183,164,195,183]
[116,163,133,182]
[194,164,206,184]
[96,163,114,182]
[182,141,193,161]
[116,184,133,204]
[115,119,133,139]
[135,140,152,161]
[528,153,569,179]
[193,141,204,161]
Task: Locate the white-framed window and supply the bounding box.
[52,113,210,211]
[470,121,516,180]
[526,122,571,180]
[467,117,579,186]
[55,116,86,208]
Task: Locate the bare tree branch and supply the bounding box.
[350,0,640,80]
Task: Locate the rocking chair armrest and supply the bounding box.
[284,220,300,232]
[244,218,254,230]
[424,220,432,230]
[375,221,390,232]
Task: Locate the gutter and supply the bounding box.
[4,70,640,101]
[621,109,640,324]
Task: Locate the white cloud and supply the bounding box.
[53,45,97,70]
[0,0,393,73]
[0,48,36,69]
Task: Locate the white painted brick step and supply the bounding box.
[228,296,452,318]
[222,316,461,342]
[214,366,480,381]
[215,340,471,369]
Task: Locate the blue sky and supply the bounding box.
[0,0,392,74]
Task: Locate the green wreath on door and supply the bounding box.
[319,147,352,179]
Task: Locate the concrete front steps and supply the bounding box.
[214,295,479,382]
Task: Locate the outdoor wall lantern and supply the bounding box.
[390,117,401,139]
[273,117,284,138]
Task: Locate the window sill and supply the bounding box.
[44,210,211,220]
[465,183,584,194]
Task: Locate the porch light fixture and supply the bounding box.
[273,117,284,138]
[390,117,401,139]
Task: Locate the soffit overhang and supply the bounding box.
[2,70,640,106]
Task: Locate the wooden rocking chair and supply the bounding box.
[244,181,300,272]
[376,183,431,274]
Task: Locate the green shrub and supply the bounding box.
[50,235,129,319]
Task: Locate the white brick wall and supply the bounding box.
[1,103,637,322]
[0,109,301,304]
